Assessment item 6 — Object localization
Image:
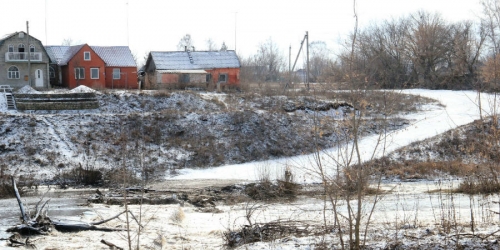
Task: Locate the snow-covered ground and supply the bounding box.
[171,89,498,183]
[2,89,500,249]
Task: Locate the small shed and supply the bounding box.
[144,50,240,89]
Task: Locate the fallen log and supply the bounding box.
[7,177,130,236]
[100,239,124,250]
[11,176,29,223]
[53,220,126,232]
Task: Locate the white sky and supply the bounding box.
[0,0,483,66]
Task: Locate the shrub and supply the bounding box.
[170,206,185,223]
[456,165,500,195]
[54,164,103,186]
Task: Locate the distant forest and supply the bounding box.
[238,1,500,91]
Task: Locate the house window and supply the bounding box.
[90,68,99,79]
[49,67,55,78]
[206,74,212,83]
[29,45,35,53]
[75,67,85,79]
[218,73,228,83]
[8,45,13,52]
[18,44,25,59]
[113,68,121,79]
[8,66,20,79]
[84,51,91,61]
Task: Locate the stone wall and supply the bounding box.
[14,93,99,110]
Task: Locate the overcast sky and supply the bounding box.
[0,0,484,66]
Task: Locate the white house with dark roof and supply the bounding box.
[144,50,240,89]
[45,44,137,89]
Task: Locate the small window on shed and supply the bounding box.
[218,73,228,83]
[84,51,91,61]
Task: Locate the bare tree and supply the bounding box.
[62,38,74,46]
[308,41,332,82]
[448,21,486,87]
[480,0,500,91]
[253,38,286,82]
[404,11,452,86]
[177,34,194,51]
[205,38,218,51]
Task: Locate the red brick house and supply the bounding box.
[46,44,137,89]
[144,50,240,89]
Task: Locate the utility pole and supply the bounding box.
[27,21,31,87]
[306,31,310,90]
[289,45,291,90]
[284,31,309,92]
[234,12,237,51]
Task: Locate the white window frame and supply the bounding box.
[8,45,14,52]
[29,44,35,53]
[218,73,228,83]
[75,67,85,79]
[113,68,121,79]
[90,68,99,79]
[84,51,91,61]
[8,66,20,79]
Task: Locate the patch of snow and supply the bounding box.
[0,93,6,111]
[15,85,41,94]
[69,85,97,93]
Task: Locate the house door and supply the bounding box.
[35,69,44,87]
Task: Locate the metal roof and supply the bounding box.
[91,46,136,67]
[150,50,240,70]
[45,46,70,64]
[45,45,136,67]
[45,45,84,65]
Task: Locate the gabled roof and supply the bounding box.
[45,45,84,65]
[150,50,240,70]
[91,46,136,67]
[45,45,136,67]
[1,31,47,51]
[0,32,17,47]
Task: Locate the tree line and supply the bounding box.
[239,0,500,91]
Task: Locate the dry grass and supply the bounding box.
[375,158,480,179]
[170,206,185,223]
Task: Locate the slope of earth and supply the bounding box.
[380,115,500,180]
[0,88,423,183]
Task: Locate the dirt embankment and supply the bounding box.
[0,90,425,183]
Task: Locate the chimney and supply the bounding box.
[184,46,187,51]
